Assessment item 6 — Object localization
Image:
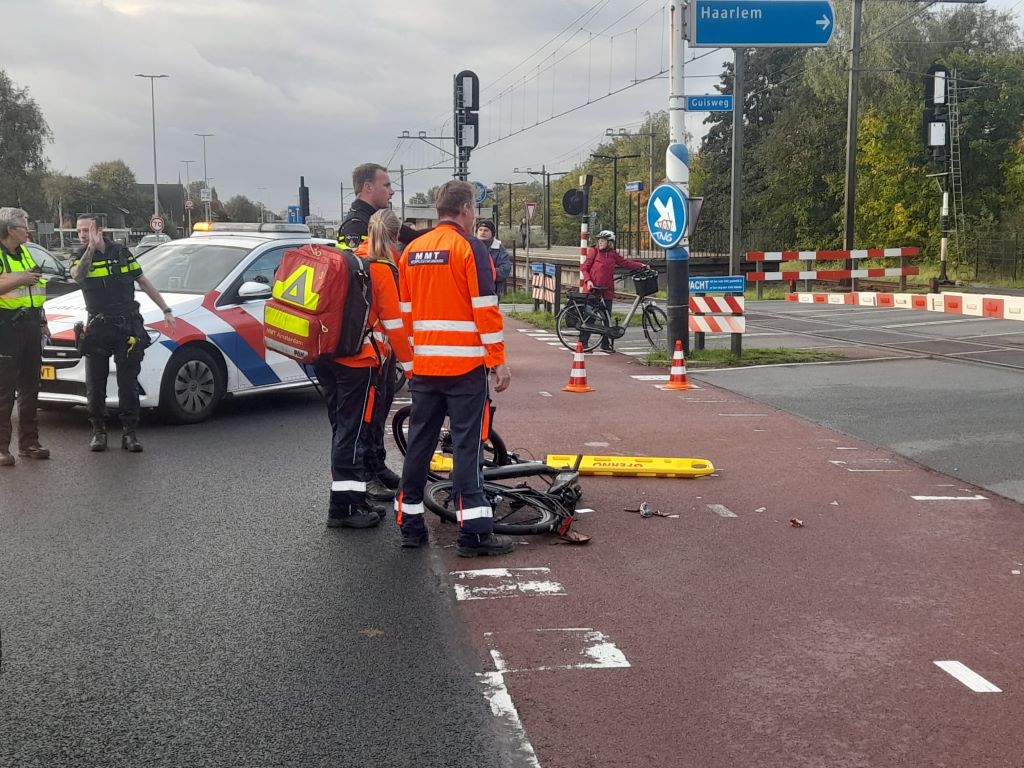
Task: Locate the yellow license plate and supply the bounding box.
[40,365,56,381]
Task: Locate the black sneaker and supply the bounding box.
[376,466,401,490]
[401,526,429,548]
[327,508,381,529]
[456,533,514,558]
[366,477,396,501]
[18,444,50,460]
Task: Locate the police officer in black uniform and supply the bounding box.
[70,215,176,452]
[339,163,423,501]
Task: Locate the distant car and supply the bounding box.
[133,233,172,257]
[40,223,330,424]
[25,243,78,299]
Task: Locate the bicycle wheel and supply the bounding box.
[555,303,608,352]
[391,405,510,472]
[392,361,408,394]
[424,480,559,535]
[642,303,669,351]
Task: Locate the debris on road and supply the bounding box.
[790,518,805,528]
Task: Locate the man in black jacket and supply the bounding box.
[338,163,422,503]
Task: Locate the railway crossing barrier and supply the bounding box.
[691,294,745,355]
[745,247,921,297]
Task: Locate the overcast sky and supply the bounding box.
[7,0,1022,219]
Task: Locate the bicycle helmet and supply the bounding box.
[596,230,615,241]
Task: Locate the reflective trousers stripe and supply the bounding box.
[396,500,425,516]
[332,480,367,492]
[458,505,492,522]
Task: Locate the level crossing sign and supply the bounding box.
[526,202,537,222]
[646,183,689,249]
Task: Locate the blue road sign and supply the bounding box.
[625,180,645,193]
[287,205,301,224]
[689,0,835,48]
[686,94,734,112]
[688,275,746,293]
[647,183,689,249]
[472,181,489,205]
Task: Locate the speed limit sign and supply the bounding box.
[185,200,195,210]
[149,215,165,233]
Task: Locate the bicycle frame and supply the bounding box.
[576,291,654,341]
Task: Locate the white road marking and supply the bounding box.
[538,391,552,397]
[835,447,859,451]
[708,504,737,518]
[631,374,670,381]
[696,356,908,373]
[829,459,907,473]
[450,567,566,601]
[487,628,630,673]
[934,661,1002,692]
[718,413,766,417]
[477,672,543,767]
[584,441,610,447]
[912,495,987,501]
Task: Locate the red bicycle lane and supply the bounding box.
[417,320,1024,768]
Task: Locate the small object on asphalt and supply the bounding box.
[755,507,767,513]
[624,502,673,519]
[553,530,592,545]
[790,518,804,528]
[830,501,839,506]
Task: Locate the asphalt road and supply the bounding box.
[0,392,511,768]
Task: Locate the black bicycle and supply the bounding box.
[423,458,585,536]
[391,403,509,482]
[554,267,667,353]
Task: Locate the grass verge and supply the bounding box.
[642,347,846,367]
[507,310,555,330]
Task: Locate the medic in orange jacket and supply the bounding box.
[398,221,505,376]
[334,243,413,372]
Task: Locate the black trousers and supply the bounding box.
[312,360,375,516]
[0,317,42,451]
[83,319,144,429]
[363,354,396,476]
[579,296,615,349]
[398,366,492,540]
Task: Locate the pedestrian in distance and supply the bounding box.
[395,180,513,557]
[475,220,511,297]
[70,215,176,453]
[580,229,644,352]
[338,163,422,498]
[0,207,50,466]
[315,208,413,529]
[518,217,528,249]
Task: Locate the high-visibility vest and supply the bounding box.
[0,245,46,310]
[398,222,505,377]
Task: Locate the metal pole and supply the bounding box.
[611,157,619,235]
[195,133,213,223]
[400,164,406,220]
[136,74,168,220]
[729,48,745,277]
[544,165,551,250]
[340,182,344,220]
[843,0,864,287]
[181,160,194,233]
[666,3,689,355]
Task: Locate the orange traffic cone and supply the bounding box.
[664,340,693,390]
[562,341,594,393]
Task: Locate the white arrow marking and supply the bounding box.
[816,15,830,30]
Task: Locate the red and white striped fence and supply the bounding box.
[784,291,1024,323]
[745,247,920,286]
[689,295,745,333]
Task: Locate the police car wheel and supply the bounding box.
[159,346,225,424]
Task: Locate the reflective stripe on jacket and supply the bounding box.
[333,242,414,370]
[0,245,45,310]
[399,221,505,377]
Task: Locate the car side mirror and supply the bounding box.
[238,280,273,300]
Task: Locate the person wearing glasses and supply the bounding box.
[0,207,50,466]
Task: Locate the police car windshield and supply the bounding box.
[136,241,250,294]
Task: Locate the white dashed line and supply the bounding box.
[934,661,1001,692]
[912,495,987,501]
[478,672,543,767]
[450,567,566,601]
[631,374,670,381]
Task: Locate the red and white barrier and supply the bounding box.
[746,247,920,284]
[747,247,919,261]
[690,295,745,334]
[785,291,1024,323]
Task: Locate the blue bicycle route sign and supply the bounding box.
[686,94,734,112]
[687,0,836,48]
[646,183,689,249]
[688,275,746,294]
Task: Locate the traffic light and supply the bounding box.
[923,64,950,165]
[454,70,479,180]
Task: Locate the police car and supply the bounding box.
[40,223,332,424]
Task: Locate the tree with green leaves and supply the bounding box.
[0,70,51,216]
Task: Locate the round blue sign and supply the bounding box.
[472,181,489,205]
[646,183,689,249]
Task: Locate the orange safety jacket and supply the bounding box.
[333,243,413,371]
[399,221,505,377]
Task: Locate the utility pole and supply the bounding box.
[195,133,214,223]
[495,181,526,240]
[591,151,640,235]
[666,2,690,355]
[515,166,568,249]
[136,73,168,220]
[729,49,745,276]
[180,159,195,232]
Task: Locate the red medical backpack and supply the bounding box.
[264,244,371,363]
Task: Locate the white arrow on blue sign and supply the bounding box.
[646,183,689,249]
[686,94,734,112]
[688,0,835,48]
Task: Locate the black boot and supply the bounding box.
[89,420,108,452]
[121,429,143,453]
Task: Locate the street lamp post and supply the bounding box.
[136,74,169,221]
[180,160,195,232]
[195,133,214,222]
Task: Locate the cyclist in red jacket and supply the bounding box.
[580,230,643,351]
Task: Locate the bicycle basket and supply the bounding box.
[632,268,659,297]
